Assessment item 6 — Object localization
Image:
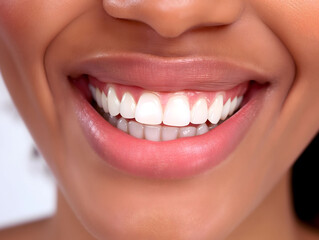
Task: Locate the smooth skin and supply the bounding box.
[0,1,319,239]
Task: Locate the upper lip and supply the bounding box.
[67,53,270,91]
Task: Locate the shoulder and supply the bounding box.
[0,218,52,240]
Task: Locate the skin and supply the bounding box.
[0,0,319,239]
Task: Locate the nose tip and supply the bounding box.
[103,0,244,38]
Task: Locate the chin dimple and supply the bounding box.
[89,83,244,141]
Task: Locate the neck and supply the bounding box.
[48,171,299,240]
[48,192,95,240]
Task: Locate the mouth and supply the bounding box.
[68,53,270,179]
[79,76,247,140]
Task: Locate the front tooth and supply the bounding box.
[208,94,223,124]
[196,124,209,136]
[191,98,208,124]
[135,92,163,125]
[162,126,178,141]
[228,97,237,116]
[107,87,120,116]
[144,125,161,141]
[179,126,196,138]
[117,118,128,133]
[221,98,231,120]
[120,92,136,119]
[95,88,103,108]
[102,92,109,113]
[128,121,144,139]
[163,95,190,127]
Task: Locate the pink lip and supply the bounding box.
[67,53,270,91]
[68,54,269,179]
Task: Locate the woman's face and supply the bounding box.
[0,1,318,239]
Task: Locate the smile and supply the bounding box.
[69,53,270,179]
[87,79,246,141]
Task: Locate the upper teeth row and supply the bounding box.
[89,84,243,127]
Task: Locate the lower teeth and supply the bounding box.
[95,104,219,141]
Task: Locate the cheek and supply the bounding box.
[252,1,319,104]
[0,0,97,115]
[251,0,319,170]
[0,0,95,56]
[0,0,58,171]
[252,1,319,61]
[0,1,47,48]
[285,2,319,40]
[0,0,97,173]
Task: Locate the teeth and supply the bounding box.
[128,121,144,139]
[208,122,217,130]
[163,95,190,127]
[236,96,243,109]
[101,92,109,113]
[89,84,246,141]
[208,94,223,124]
[89,84,96,100]
[191,98,208,124]
[108,87,120,116]
[117,118,128,133]
[135,92,163,125]
[108,115,118,127]
[221,98,231,121]
[196,124,209,136]
[95,88,103,108]
[228,97,237,116]
[179,126,196,138]
[162,126,179,141]
[144,125,161,141]
[120,92,136,119]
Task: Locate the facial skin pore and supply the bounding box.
[0,1,319,240]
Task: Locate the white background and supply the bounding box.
[0,74,56,229]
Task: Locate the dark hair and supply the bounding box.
[292,132,319,228]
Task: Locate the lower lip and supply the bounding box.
[72,83,265,179]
